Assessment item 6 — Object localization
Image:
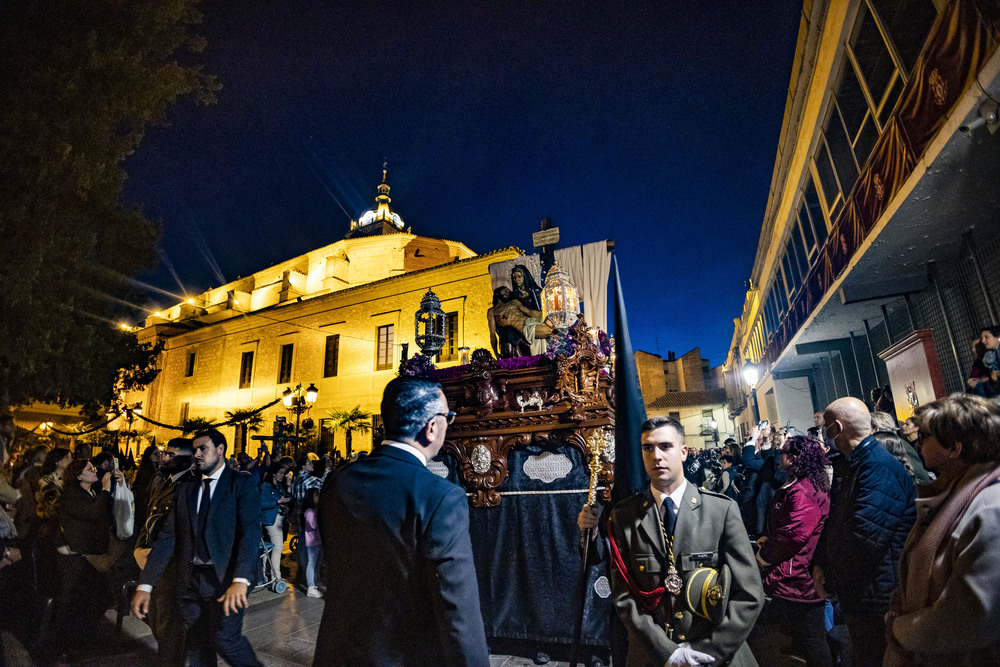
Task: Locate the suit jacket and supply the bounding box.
[139,466,260,599]
[313,445,489,667]
[609,485,764,667]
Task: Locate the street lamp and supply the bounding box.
[282,383,319,440]
[710,419,719,445]
[742,363,760,423]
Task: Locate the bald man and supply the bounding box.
[813,397,915,666]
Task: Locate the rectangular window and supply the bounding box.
[824,105,860,197]
[437,312,459,362]
[814,140,844,220]
[833,62,879,172]
[849,3,898,119]
[278,344,293,384]
[319,418,335,454]
[668,411,680,421]
[185,351,196,377]
[790,226,809,278]
[376,324,394,371]
[239,351,254,389]
[803,177,828,248]
[797,205,816,255]
[179,402,190,424]
[324,335,340,378]
[870,0,938,76]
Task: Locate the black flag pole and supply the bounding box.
[569,254,648,667]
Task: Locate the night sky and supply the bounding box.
[123,1,801,365]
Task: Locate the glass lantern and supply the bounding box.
[415,288,446,356]
[542,264,580,329]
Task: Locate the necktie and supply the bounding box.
[196,477,213,562]
[661,497,676,537]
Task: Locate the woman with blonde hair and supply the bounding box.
[885,393,1000,665]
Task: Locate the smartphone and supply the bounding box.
[113,456,120,470]
[758,419,769,429]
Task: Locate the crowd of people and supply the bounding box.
[0,415,359,665]
[583,391,1000,666]
[4,372,1000,665]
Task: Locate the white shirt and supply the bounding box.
[650,479,688,521]
[196,463,225,512]
[384,440,427,466]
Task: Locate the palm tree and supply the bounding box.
[327,406,373,457]
[225,408,266,454]
[181,416,214,435]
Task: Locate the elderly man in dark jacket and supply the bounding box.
[813,397,915,666]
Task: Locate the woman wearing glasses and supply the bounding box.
[885,393,1000,665]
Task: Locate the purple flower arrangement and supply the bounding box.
[399,353,437,378]
[544,331,576,359]
[427,354,548,381]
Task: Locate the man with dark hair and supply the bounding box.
[314,377,489,666]
[608,416,763,666]
[132,429,262,666]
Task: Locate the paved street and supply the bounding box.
[2,569,582,667]
[2,584,579,666]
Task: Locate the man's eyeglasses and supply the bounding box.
[435,412,456,425]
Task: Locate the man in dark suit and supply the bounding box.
[608,417,763,666]
[131,429,262,667]
[313,377,489,666]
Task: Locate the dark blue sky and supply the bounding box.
[123,1,801,365]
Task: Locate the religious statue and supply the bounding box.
[487,286,553,358]
[510,264,543,311]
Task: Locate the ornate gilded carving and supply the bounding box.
[439,343,614,507]
[442,434,530,508]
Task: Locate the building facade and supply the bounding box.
[125,178,521,456]
[725,0,1000,437]
[637,348,735,450]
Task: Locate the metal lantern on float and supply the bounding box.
[415,288,446,356]
[541,264,580,329]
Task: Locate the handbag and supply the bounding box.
[84,532,126,572]
[112,481,135,540]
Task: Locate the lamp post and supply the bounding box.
[742,363,760,423]
[710,419,719,445]
[282,383,318,440]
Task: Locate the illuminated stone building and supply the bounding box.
[127,175,520,455]
[724,0,1000,438]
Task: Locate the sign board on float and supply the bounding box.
[532,227,560,247]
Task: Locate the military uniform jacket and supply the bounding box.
[609,485,764,666]
[136,469,196,551]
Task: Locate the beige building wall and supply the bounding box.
[128,246,521,456]
[635,351,667,404]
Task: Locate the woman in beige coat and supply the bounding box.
[885,393,1000,666]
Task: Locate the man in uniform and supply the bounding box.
[608,416,763,666]
[134,437,195,666]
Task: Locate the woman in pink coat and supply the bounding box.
[753,434,832,666]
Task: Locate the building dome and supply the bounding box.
[348,163,405,238]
